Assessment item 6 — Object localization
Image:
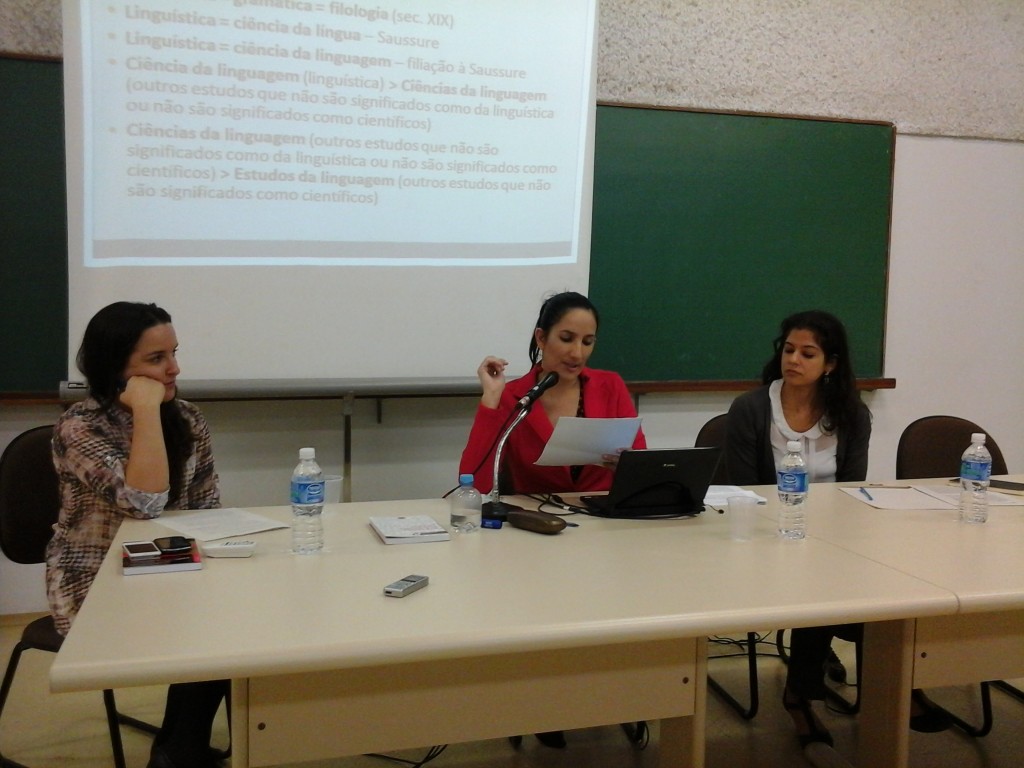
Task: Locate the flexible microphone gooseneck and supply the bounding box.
[483,371,560,521]
[516,371,559,409]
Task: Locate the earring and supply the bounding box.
[823,372,832,385]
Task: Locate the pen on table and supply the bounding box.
[859,487,874,501]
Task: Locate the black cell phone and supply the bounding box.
[153,536,193,555]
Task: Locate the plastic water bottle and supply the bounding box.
[291,447,325,553]
[777,440,808,539]
[449,473,482,533]
[958,433,991,524]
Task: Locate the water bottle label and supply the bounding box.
[777,470,808,493]
[291,479,325,504]
[960,459,991,482]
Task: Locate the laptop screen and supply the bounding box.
[581,447,722,519]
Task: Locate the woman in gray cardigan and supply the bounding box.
[726,311,950,748]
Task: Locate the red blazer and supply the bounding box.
[459,366,646,494]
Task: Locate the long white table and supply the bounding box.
[49,495,963,767]
[752,478,1024,767]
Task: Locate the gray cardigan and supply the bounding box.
[725,384,871,486]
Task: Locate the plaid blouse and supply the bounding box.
[45,397,220,635]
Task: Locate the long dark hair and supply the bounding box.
[528,291,600,364]
[761,310,863,436]
[77,302,193,504]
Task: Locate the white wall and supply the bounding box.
[3,1,1023,616]
[870,136,1024,479]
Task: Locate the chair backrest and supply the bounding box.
[0,425,60,565]
[896,415,1009,480]
[695,413,731,485]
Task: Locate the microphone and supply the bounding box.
[517,371,559,410]
[482,371,560,523]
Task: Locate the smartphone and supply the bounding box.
[153,535,193,555]
[122,541,161,561]
[383,574,428,598]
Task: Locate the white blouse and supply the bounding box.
[767,379,838,482]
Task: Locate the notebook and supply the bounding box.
[580,447,722,519]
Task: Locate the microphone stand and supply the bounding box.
[481,406,531,522]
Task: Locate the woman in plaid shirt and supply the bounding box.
[46,301,226,768]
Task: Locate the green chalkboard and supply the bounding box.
[587,104,893,382]
[0,56,68,394]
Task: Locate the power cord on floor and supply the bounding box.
[364,745,448,767]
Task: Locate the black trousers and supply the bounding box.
[152,679,229,767]
[785,623,862,700]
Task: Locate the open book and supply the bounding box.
[369,515,450,545]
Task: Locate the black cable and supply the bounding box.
[578,506,697,520]
[443,404,522,499]
[364,744,448,767]
[522,492,585,516]
[709,632,776,649]
[709,632,784,661]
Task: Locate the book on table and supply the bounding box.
[122,539,203,575]
[369,515,451,544]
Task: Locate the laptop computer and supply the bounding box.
[580,447,722,519]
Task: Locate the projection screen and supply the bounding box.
[63,0,598,382]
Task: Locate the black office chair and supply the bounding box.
[697,413,861,720]
[695,414,732,487]
[696,414,769,718]
[0,425,159,768]
[896,415,1022,737]
[897,415,1008,480]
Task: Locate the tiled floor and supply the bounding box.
[2,617,1021,767]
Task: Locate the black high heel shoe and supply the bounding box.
[825,648,847,684]
[782,689,834,748]
[507,731,567,750]
[909,689,953,733]
[534,730,567,748]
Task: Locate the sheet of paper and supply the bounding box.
[162,508,289,542]
[704,485,768,507]
[534,416,641,466]
[912,484,1024,507]
[839,486,952,509]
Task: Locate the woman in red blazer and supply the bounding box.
[459,292,646,750]
[460,291,646,495]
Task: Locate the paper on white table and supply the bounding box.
[162,508,289,541]
[704,485,768,507]
[534,416,641,466]
[912,484,1024,506]
[839,486,951,509]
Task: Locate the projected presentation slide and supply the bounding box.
[68,0,597,267]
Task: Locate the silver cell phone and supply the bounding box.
[122,540,161,560]
[384,574,428,598]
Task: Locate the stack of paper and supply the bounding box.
[841,484,1024,509]
[163,508,289,541]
